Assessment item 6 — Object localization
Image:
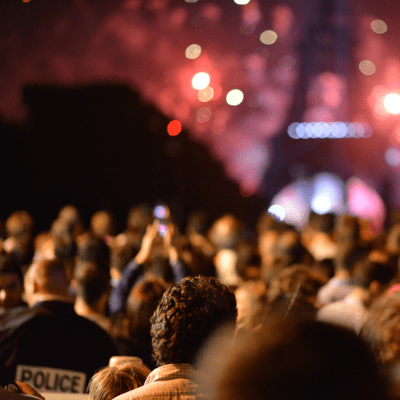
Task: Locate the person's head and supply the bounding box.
[87,361,150,400]
[274,230,312,268]
[57,205,84,239]
[361,289,400,364]
[186,210,213,238]
[24,259,69,306]
[334,242,369,274]
[51,219,76,263]
[110,233,138,283]
[334,214,361,244]
[76,233,110,272]
[126,203,153,236]
[352,258,397,300]
[201,321,386,400]
[208,215,244,250]
[126,278,167,338]
[90,211,116,240]
[72,261,111,310]
[5,210,34,242]
[150,276,237,366]
[267,264,328,306]
[0,252,24,310]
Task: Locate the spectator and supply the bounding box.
[267,264,327,307]
[109,221,187,315]
[113,278,167,369]
[317,243,369,305]
[0,259,118,391]
[0,251,25,313]
[90,210,116,241]
[113,276,237,400]
[87,359,150,400]
[317,257,397,334]
[72,261,112,333]
[4,210,34,268]
[76,232,110,273]
[198,321,387,400]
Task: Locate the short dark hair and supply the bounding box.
[126,278,167,338]
[76,233,110,272]
[73,261,110,307]
[150,276,237,366]
[352,259,396,289]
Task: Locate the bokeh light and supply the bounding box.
[196,107,212,123]
[198,86,214,102]
[234,0,251,5]
[359,60,376,75]
[384,93,400,114]
[226,89,244,106]
[385,148,400,167]
[371,19,388,34]
[260,30,278,45]
[185,44,202,60]
[167,120,182,136]
[192,72,210,90]
[268,205,285,221]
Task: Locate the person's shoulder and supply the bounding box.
[0,306,36,331]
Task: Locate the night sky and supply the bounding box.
[1,0,400,230]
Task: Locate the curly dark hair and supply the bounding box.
[150,276,237,366]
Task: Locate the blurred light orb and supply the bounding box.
[385,148,400,167]
[198,87,214,102]
[359,60,376,75]
[167,120,182,136]
[371,19,388,34]
[196,107,212,123]
[185,44,202,59]
[384,93,400,114]
[234,0,251,4]
[268,205,285,221]
[226,89,244,106]
[260,30,278,45]
[192,72,210,90]
[185,0,198,2]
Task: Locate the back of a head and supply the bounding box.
[203,321,386,400]
[25,259,69,298]
[335,242,369,274]
[186,210,212,237]
[126,204,153,235]
[150,276,237,366]
[352,258,397,290]
[5,210,34,240]
[87,361,150,400]
[267,264,328,305]
[275,230,310,267]
[126,278,167,338]
[361,290,400,364]
[208,215,244,250]
[73,261,111,308]
[90,210,116,240]
[334,214,360,244]
[76,233,110,272]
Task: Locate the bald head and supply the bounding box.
[24,259,69,306]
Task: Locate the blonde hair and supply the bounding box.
[87,361,150,400]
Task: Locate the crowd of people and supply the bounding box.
[2,203,400,399]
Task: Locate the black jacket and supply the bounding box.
[0,300,118,390]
